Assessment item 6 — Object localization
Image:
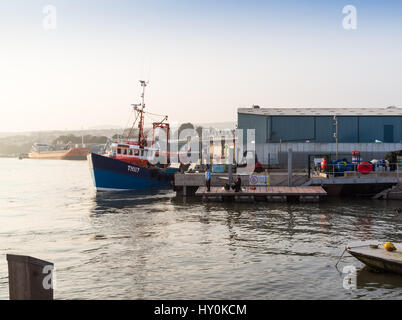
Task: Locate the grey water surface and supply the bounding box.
[0,158,401,299]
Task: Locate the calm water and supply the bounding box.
[0,158,401,300]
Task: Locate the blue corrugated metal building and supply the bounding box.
[238,106,402,143]
[237,106,402,167]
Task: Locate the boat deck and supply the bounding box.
[347,243,402,275]
[348,244,402,265]
[195,186,327,202]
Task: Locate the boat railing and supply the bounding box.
[310,162,401,180]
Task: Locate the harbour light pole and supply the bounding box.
[333,116,338,159]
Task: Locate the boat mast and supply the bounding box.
[138,80,147,146]
[127,80,148,146]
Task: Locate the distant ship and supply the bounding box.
[88,80,178,191]
[28,143,89,160]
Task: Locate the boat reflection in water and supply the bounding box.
[357,266,402,289]
[91,189,175,214]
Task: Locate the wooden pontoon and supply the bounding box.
[195,186,327,202]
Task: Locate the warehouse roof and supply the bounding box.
[237,106,402,116]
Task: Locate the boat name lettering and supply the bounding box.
[128,165,140,173]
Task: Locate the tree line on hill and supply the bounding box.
[52,134,109,145]
[110,124,203,141]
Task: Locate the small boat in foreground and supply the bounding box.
[347,242,402,275]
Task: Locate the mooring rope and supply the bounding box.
[335,247,347,270]
[335,243,383,271]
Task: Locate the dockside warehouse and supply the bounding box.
[237,106,402,168]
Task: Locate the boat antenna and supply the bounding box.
[127,80,149,144]
[140,80,148,109]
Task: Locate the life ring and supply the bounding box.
[250,175,258,185]
[357,161,373,175]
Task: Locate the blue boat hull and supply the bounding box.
[88,153,174,191]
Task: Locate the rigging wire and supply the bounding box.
[145,110,169,118]
[121,108,133,138]
[127,110,140,140]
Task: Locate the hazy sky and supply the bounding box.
[1,0,402,132]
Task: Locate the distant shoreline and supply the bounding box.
[0,122,235,137]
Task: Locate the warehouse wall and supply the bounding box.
[338,116,358,142]
[271,116,315,142]
[315,116,334,142]
[237,113,267,143]
[238,113,402,144]
[358,116,402,143]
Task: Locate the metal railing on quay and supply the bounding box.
[309,163,401,180]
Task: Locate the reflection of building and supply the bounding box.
[238,106,402,168]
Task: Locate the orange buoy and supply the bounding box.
[384,242,396,252]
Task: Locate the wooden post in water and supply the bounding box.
[183,173,187,197]
[7,254,54,300]
[288,148,293,187]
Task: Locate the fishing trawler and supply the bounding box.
[88,81,178,191]
[28,142,89,160]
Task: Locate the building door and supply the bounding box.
[384,125,394,142]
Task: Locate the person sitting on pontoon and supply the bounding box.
[231,175,241,192]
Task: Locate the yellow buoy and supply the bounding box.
[384,242,397,252]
